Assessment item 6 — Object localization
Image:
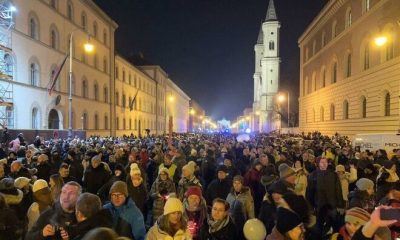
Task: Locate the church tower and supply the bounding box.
[252,0,280,133]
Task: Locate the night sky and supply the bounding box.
[93,0,326,121]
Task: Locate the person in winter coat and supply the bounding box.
[27,179,54,230]
[146,197,192,240]
[14,176,33,218]
[198,198,237,240]
[9,160,31,179]
[150,167,176,222]
[223,154,240,181]
[329,207,370,240]
[173,149,187,185]
[178,161,202,200]
[206,165,232,205]
[183,186,208,239]
[49,174,64,202]
[60,193,113,240]
[36,154,52,182]
[348,178,376,213]
[293,161,308,197]
[159,153,177,182]
[376,160,399,201]
[126,163,148,214]
[83,155,110,194]
[200,149,216,190]
[26,181,81,240]
[335,164,357,207]
[103,181,146,240]
[306,157,344,232]
[97,164,126,202]
[277,163,297,193]
[226,175,254,240]
[0,177,25,222]
[0,193,24,240]
[243,160,263,206]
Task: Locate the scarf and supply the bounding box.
[208,216,230,233]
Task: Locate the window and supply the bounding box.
[385,93,390,116]
[332,62,337,83]
[269,41,274,50]
[343,100,349,119]
[50,28,58,49]
[312,73,316,91]
[122,69,125,82]
[81,12,87,30]
[312,40,317,55]
[361,96,367,118]
[135,119,137,130]
[320,107,324,122]
[129,119,132,130]
[330,104,335,120]
[321,31,326,47]
[321,68,326,88]
[4,54,13,76]
[32,108,39,129]
[346,53,351,77]
[104,87,108,103]
[307,77,311,94]
[332,21,337,38]
[115,92,119,106]
[103,30,107,46]
[134,76,137,88]
[94,54,98,69]
[50,0,56,9]
[129,74,131,85]
[82,79,88,98]
[122,94,126,108]
[116,117,119,130]
[6,106,13,128]
[94,114,99,130]
[93,22,98,38]
[30,62,39,86]
[363,0,370,13]
[67,1,73,20]
[94,83,98,101]
[386,40,394,61]
[29,17,39,40]
[103,57,107,73]
[115,65,119,79]
[82,113,88,130]
[104,115,108,130]
[346,9,352,28]
[364,42,370,70]
[123,118,126,130]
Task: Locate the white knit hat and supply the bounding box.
[32,179,49,193]
[130,163,141,177]
[163,197,183,215]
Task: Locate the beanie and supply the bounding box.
[182,162,195,176]
[33,179,49,193]
[185,186,202,198]
[109,181,128,197]
[278,163,296,179]
[130,163,141,176]
[14,177,31,189]
[164,197,184,215]
[216,165,228,173]
[335,164,345,173]
[158,167,169,176]
[356,178,374,191]
[233,175,244,184]
[276,208,302,234]
[345,207,370,225]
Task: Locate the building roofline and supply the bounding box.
[85,0,119,29]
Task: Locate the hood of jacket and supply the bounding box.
[0,188,23,205]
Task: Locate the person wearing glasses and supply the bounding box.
[103,181,146,240]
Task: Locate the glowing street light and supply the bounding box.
[375,36,388,46]
[190,109,196,115]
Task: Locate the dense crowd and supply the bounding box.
[0,131,400,240]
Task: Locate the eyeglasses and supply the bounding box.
[111,193,125,198]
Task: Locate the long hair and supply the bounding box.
[50,174,64,202]
[158,213,188,237]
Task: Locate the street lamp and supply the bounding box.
[278,91,290,128]
[68,31,94,138]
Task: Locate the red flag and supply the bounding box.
[48,54,69,96]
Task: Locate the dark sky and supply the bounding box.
[94,0,326,121]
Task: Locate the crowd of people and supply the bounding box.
[0,131,400,240]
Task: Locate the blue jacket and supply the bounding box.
[104,197,146,240]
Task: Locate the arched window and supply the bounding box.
[386,39,394,61]
[94,114,99,130]
[332,20,337,38]
[123,118,126,130]
[122,94,126,108]
[115,65,119,79]
[103,29,107,46]
[50,0,57,9]
[32,107,39,129]
[82,112,88,130]
[30,62,39,86]
[385,93,391,116]
[320,106,324,122]
[93,22,98,38]
[321,67,326,88]
[129,74,132,85]
[312,73,317,91]
[116,117,119,130]
[346,53,352,77]
[361,96,367,118]
[343,100,349,119]
[82,79,88,98]
[346,9,352,28]
[364,42,370,70]
[332,61,337,83]
[269,41,274,50]
[321,31,326,47]
[312,40,317,55]
[103,57,107,73]
[122,69,126,82]
[93,54,98,69]
[115,92,119,106]
[29,16,39,40]
[362,0,370,14]
[129,119,132,130]
[4,54,13,77]
[81,12,87,30]
[330,104,335,120]
[104,115,108,130]
[67,1,73,21]
[135,119,138,130]
[103,86,108,103]
[94,83,98,101]
[50,28,59,49]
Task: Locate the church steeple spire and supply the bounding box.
[265,0,277,21]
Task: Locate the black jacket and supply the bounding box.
[198,217,237,240]
[83,163,110,194]
[205,178,231,205]
[65,209,112,240]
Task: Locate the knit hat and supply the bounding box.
[0,178,15,190]
[276,208,302,234]
[233,175,244,184]
[356,178,374,191]
[33,179,49,193]
[163,197,184,215]
[345,207,370,225]
[14,177,31,189]
[278,163,296,179]
[335,164,345,173]
[130,163,141,176]
[158,167,169,176]
[268,180,290,195]
[109,181,128,197]
[182,162,195,176]
[185,186,202,198]
[383,160,394,170]
[216,165,228,173]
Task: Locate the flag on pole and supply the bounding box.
[48,54,69,96]
[129,89,139,111]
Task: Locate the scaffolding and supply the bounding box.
[0,0,14,129]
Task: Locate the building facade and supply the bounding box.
[251,0,281,133]
[189,99,205,133]
[1,0,191,136]
[299,0,400,136]
[166,78,190,133]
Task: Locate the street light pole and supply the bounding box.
[68,32,73,138]
[287,91,290,128]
